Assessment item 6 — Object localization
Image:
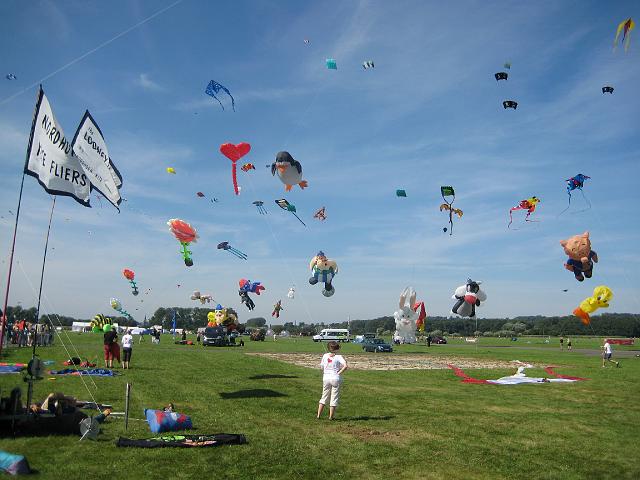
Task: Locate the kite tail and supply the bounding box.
[449,210,453,236]
[508,209,514,229]
[231,161,239,195]
[580,188,592,210]
[558,192,572,217]
[573,307,590,326]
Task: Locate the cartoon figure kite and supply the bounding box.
[217,241,248,260]
[220,142,251,195]
[439,186,463,235]
[271,151,308,191]
[122,269,139,296]
[508,196,540,229]
[238,279,265,311]
[272,300,284,318]
[287,286,295,299]
[613,18,635,52]
[313,207,327,221]
[253,201,267,215]
[275,199,306,226]
[573,286,612,325]
[309,251,338,297]
[191,290,213,304]
[451,279,487,318]
[167,219,198,266]
[205,80,236,111]
[560,174,591,215]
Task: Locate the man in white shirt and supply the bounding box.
[602,340,619,368]
[122,329,134,369]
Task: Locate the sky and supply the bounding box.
[0,0,639,325]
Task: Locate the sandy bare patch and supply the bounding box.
[247,353,529,370]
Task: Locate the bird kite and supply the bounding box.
[314,207,327,221]
[573,286,613,326]
[167,219,197,266]
[241,163,255,172]
[503,100,518,109]
[613,18,635,52]
[217,241,247,260]
[220,142,251,195]
[275,199,306,226]
[253,201,267,215]
[271,151,308,191]
[602,86,614,94]
[122,269,139,296]
[508,196,540,228]
[439,186,463,235]
[326,58,337,70]
[205,80,236,111]
[560,174,591,215]
[362,61,374,69]
[495,72,508,81]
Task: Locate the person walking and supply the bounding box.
[602,340,620,368]
[121,329,133,369]
[559,336,564,350]
[317,341,348,420]
[567,338,572,351]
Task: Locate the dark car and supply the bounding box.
[250,329,266,341]
[362,338,393,353]
[203,326,234,346]
[431,336,447,345]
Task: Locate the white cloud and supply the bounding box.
[135,73,165,92]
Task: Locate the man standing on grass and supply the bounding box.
[602,340,620,368]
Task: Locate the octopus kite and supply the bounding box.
[167,219,198,266]
[217,241,247,260]
[508,196,540,229]
[253,201,267,215]
[220,142,251,195]
[439,186,463,235]
[122,269,139,296]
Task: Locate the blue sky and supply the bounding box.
[0,0,639,325]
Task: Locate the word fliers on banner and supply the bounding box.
[24,87,90,206]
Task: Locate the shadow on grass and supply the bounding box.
[335,415,395,421]
[219,389,288,399]
[249,374,299,380]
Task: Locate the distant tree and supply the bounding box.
[246,317,267,327]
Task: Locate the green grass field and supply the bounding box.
[1,334,639,480]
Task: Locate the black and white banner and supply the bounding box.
[24,87,91,206]
[71,110,123,209]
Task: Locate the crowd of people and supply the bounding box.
[3,321,54,348]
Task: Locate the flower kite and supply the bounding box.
[122,268,139,296]
[167,218,198,267]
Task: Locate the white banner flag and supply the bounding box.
[24,87,91,206]
[71,110,123,209]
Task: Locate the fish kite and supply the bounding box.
[560,174,591,215]
[326,58,337,70]
[217,241,248,260]
[439,186,463,235]
[167,219,198,266]
[508,196,540,228]
[220,142,251,195]
[613,18,635,52]
[122,269,139,296]
[241,163,255,172]
[253,200,267,215]
[573,285,613,325]
[503,100,518,110]
[314,207,327,221]
[205,80,236,111]
[602,86,614,94]
[275,199,306,226]
[362,61,374,69]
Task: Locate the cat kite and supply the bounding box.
[205,80,236,111]
[508,196,540,229]
[439,186,463,235]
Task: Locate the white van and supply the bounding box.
[312,329,350,343]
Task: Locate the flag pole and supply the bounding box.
[0,172,27,355]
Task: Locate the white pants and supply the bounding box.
[319,377,342,407]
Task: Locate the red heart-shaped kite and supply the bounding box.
[220,142,251,162]
[220,142,251,195]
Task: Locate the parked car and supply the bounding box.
[431,336,447,345]
[202,326,237,346]
[362,338,393,353]
[250,329,266,341]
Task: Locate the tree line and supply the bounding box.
[3,305,639,337]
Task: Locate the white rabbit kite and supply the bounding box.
[393,287,419,344]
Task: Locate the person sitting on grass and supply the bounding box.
[317,341,348,420]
